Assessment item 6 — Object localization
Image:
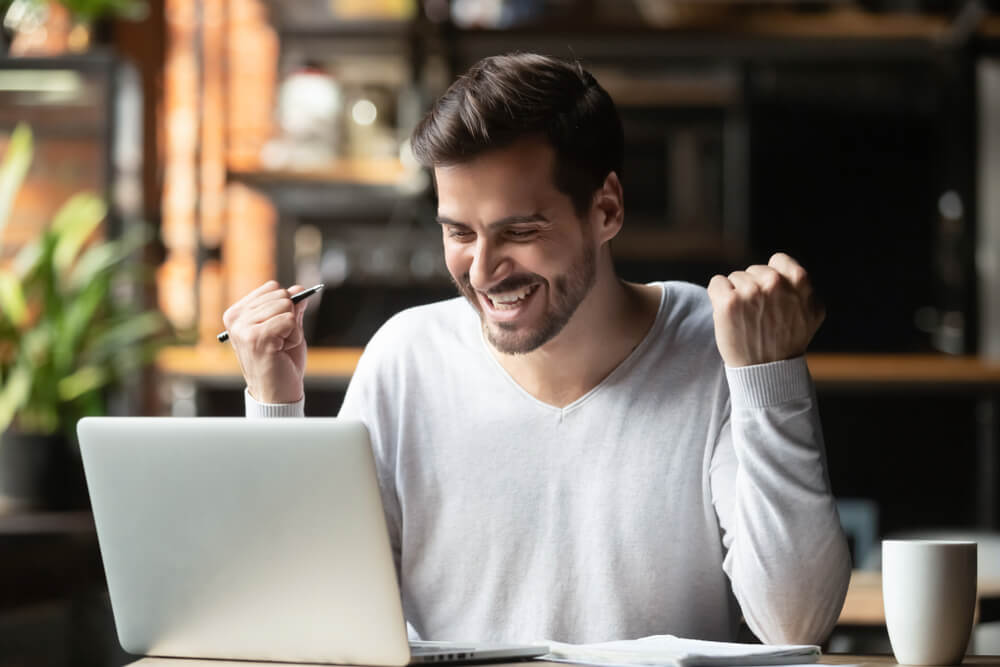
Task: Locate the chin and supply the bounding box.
[484,319,561,355]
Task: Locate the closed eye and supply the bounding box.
[447,227,475,241]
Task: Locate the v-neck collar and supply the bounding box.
[477,283,670,417]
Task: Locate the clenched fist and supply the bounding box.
[222,281,310,404]
[707,253,824,368]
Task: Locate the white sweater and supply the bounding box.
[247,281,850,645]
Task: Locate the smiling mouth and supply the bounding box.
[482,283,540,311]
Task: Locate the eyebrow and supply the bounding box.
[435,213,550,229]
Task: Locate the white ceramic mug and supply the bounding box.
[882,540,977,665]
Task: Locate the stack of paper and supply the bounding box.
[543,635,821,667]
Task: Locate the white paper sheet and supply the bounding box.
[541,634,821,667]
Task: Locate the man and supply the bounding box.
[223,53,850,646]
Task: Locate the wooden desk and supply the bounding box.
[123,654,1000,667]
[824,658,1000,666]
[839,570,1000,627]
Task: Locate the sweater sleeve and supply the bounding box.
[709,356,850,645]
[244,387,305,417]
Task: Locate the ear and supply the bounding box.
[590,171,624,245]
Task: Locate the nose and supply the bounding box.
[468,237,509,291]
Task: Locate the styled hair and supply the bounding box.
[410,53,624,217]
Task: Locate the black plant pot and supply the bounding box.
[0,430,87,512]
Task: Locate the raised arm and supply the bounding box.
[706,253,850,644]
[222,280,310,405]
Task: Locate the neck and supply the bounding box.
[490,260,661,408]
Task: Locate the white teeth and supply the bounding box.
[487,284,535,308]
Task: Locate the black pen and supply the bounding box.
[217,284,325,343]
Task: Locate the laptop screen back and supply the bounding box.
[78,417,411,666]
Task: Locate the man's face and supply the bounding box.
[435,139,598,355]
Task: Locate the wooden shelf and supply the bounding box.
[808,354,1000,387]
[698,7,951,39]
[612,228,746,263]
[449,9,1000,66]
[226,160,423,218]
[453,7,999,39]
[156,345,362,386]
[156,346,1000,388]
[229,159,410,188]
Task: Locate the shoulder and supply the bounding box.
[357,295,479,369]
[653,280,715,335]
[341,295,479,415]
[637,280,723,372]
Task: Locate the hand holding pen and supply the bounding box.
[220,282,324,404]
[217,283,323,342]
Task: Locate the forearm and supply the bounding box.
[716,358,850,644]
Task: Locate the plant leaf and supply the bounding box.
[84,310,167,366]
[12,238,44,282]
[51,193,106,276]
[66,223,149,290]
[58,365,108,402]
[0,123,33,252]
[53,273,110,374]
[0,269,28,327]
[0,360,32,433]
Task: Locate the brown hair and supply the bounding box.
[410,53,624,217]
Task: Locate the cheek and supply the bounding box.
[443,242,469,278]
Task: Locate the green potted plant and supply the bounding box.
[0,123,169,511]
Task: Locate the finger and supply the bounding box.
[222,280,279,327]
[767,253,821,318]
[232,280,281,312]
[223,280,282,328]
[707,274,734,299]
[252,311,299,353]
[285,283,311,320]
[707,274,738,312]
[283,321,305,350]
[295,296,308,323]
[245,295,296,325]
[288,284,309,335]
[726,270,760,299]
[744,264,783,293]
[768,252,809,289]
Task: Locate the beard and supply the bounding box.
[452,242,597,355]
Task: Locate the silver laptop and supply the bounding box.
[77,417,547,666]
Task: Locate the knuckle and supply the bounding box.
[759,270,781,292]
[789,267,808,287]
[739,281,760,299]
[772,251,797,267]
[707,275,728,294]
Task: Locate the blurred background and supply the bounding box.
[2,0,1000,664]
